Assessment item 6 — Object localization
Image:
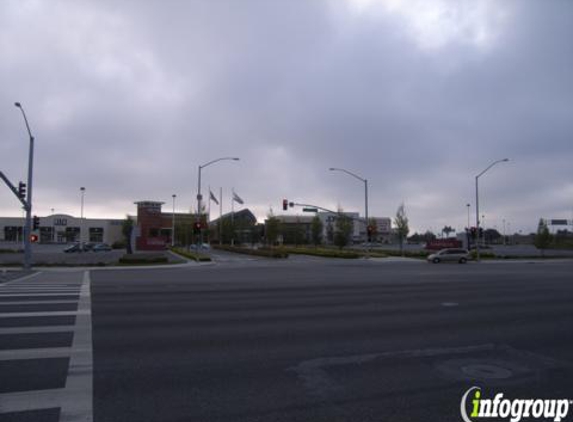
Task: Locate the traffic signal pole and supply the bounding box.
[15,102,35,270]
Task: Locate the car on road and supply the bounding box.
[93,243,112,252]
[427,248,470,264]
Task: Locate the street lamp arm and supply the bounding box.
[476,158,509,179]
[15,103,34,140]
[200,157,240,169]
[329,167,365,182]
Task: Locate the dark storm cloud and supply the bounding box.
[1,0,572,234]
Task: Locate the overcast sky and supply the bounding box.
[1,0,572,234]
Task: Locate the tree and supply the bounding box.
[265,210,280,247]
[534,219,552,256]
[442,225,455,238]
[311,216,323,246]
[334,211,353,250]
[122,216,135,254]
[394,203,409,255]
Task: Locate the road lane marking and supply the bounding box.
[0,310,89,318]
[1,272,42,285]
[0,346,74,361]
[0,326,75,335]
[0,293,80,297]
[60,270,93,422]
[0,300,79,305]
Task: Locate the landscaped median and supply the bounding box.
[170,247,212,262]
[118,252,169,265]
[211,245,289,258]
[280,246,363,259]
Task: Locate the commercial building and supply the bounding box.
[0,214,124,245]
[133,201,198,251]
[270,212,392,245]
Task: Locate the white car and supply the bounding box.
[427,248,470,264]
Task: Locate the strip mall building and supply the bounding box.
[0,214,124,245]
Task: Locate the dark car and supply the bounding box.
[63,243,85,253]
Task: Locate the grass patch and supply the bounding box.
[281,246,361,259]
[171,247,212,262]
[212,245,289,258]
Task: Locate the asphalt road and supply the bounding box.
[87,258,573,422]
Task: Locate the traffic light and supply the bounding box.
[33,215,40,230]
[18,182,26,199]
[29,234,39,243]
[282,199,288,211]
[193,221,202,234]
[470,227,477,239]
[367,225,373,242]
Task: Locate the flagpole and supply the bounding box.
[207,185,211,244]
[208,185,211,223]
[219,187,223,245]
[231,188,235,246]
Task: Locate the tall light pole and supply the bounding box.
[466,203,471,249]
[172,194,176,247]
[80,187,85,249]
[197,157,239,243]
[475,158,509,261]
[329,167,369,258]
[466,204,471,229]
[14,102,35,270]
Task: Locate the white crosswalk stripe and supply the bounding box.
[0,271,93,422]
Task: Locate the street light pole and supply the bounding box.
[80,187,85,250]
[466,203,471,249]
[329,167,369,258]
[475,158,509,262]
[172,194,176,247]
[14,102,35,270]
[197,157,240,244]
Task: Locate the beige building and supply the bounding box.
[0,214,124,245]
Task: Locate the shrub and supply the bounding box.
[212,245,288,258]
[171,248,211,262]
[111,241,126,249]
[281,246,360,259]
[118,253,168,265]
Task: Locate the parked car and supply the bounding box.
[93,243,112,252]
[63,243,86,253]
[427,248,470,264]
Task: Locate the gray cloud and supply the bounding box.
[1,0,572,235]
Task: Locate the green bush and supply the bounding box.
[118,253,168,265]
[281,247,360,259]
[383,249,430,258]
[0,248,20,254]
[171,248,212,262]
[212,245,288,258]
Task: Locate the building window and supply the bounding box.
[89,227,104,243]
[4,226,23,242]
[149,228,160,237]
[65,227,80,242]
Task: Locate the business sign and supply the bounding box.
[550,219,568,226]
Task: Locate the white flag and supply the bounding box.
[210,190,219,205]
[233,192,244,205]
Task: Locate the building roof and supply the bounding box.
[209,208,257,224]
